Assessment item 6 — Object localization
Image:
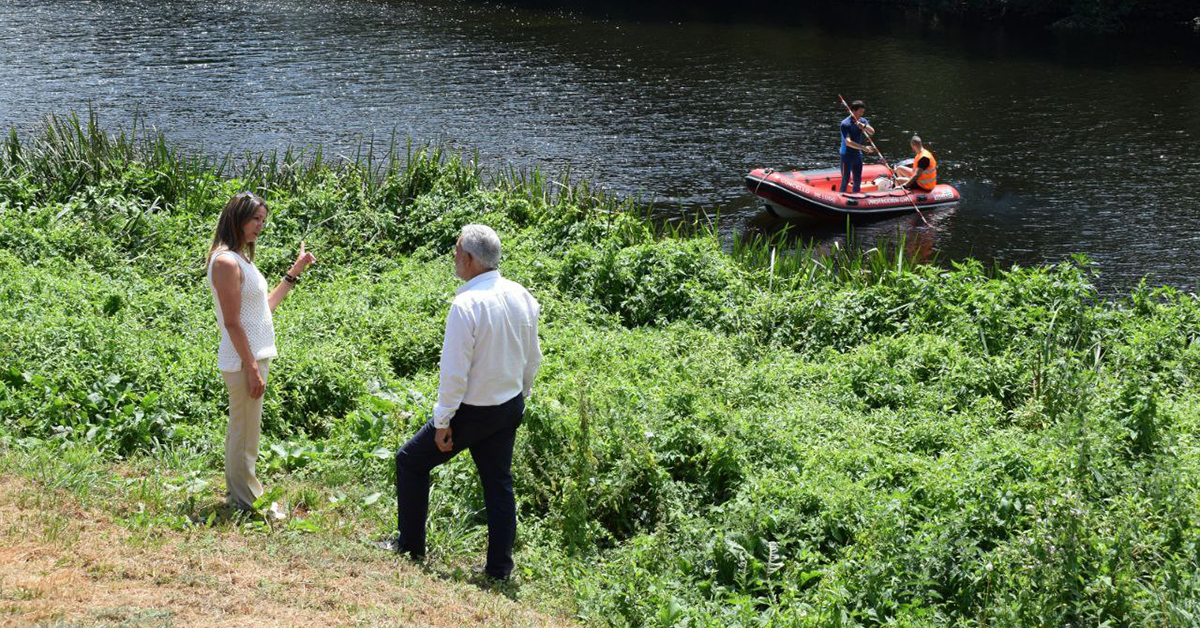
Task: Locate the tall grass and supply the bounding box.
[731,222,930,291]
[1,111,216,207]
[0,112,486,210]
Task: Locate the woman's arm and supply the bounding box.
[268,241,316,313]
[212,255,265,398]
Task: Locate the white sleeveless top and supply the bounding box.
[207,250,278,372]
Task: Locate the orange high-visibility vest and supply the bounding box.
[914,148,938,191]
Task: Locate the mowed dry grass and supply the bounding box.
[0,476,575,628]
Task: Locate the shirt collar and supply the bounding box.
[456,269,500,295]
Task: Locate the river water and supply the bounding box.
[3,0,1199,295]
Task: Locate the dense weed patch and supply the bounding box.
[2,115,1198,626]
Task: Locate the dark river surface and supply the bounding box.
[3,0,1199,295]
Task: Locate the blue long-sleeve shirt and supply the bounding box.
[839,115,869,159]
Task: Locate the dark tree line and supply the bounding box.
[500,0,1199,32]
[916,0,1198,30]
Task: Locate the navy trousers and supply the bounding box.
[840,153,864,193]
[395,394,524,578]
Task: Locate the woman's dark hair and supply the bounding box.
[207,191,267,265]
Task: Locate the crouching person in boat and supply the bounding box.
[895,135,937,191]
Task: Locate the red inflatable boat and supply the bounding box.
[745,163,960,221]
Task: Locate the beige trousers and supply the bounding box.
[222,359,270,511]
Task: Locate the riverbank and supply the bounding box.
[2,114,1198,626]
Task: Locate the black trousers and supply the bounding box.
[395,393,524,578]
[903,181,932,192]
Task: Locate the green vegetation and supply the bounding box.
[2,113,1199,626]
[856,0,1196,31]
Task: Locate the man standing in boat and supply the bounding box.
[895,135,938,191]
[839,100,876,193]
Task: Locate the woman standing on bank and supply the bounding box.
[206,191,315,512]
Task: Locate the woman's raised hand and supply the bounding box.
[290,241,316,276]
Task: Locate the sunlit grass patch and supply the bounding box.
[0,447,576,627]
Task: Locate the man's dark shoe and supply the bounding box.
[472,564,510,582]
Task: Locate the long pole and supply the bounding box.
[837,95,928,226]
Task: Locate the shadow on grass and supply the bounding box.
[365,534,524,601]
[457,566,522,601]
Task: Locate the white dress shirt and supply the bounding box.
[433,270,542,428]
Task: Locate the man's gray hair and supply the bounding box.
[911,135,923,146]
[459,224,501,268]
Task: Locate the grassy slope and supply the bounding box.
[0,447,573,627]
[1,114,1199,626]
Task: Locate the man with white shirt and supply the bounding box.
[386,224,541,581]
